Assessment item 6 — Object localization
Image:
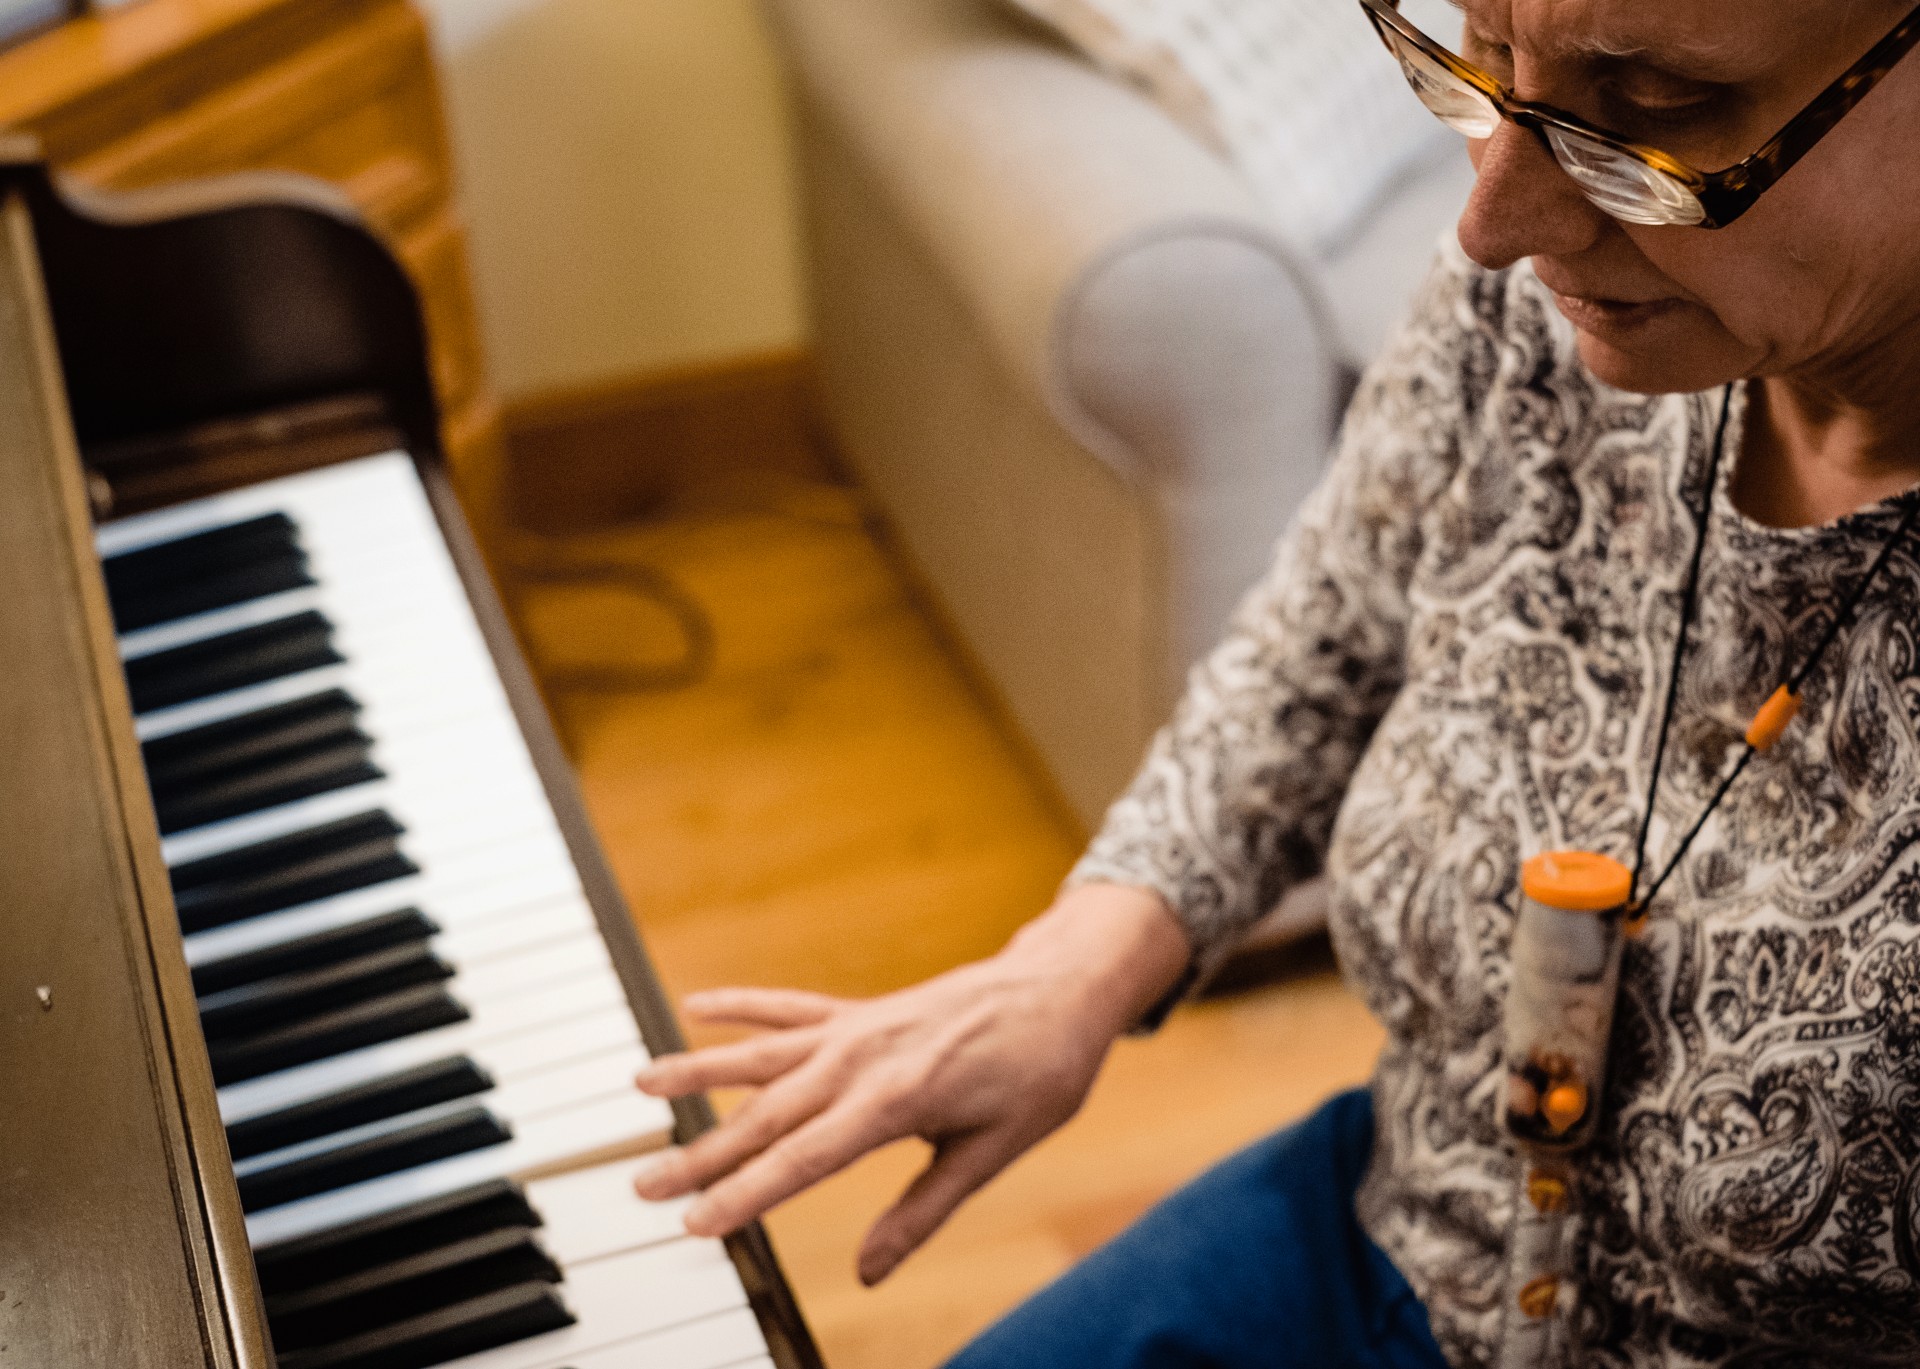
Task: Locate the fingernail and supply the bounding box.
[632,1149,679,1198]
[632,1066,659,1092]
[683,1197,717,1236]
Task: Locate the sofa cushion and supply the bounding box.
[1000,0,1449,255]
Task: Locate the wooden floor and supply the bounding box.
[503,464,1384,1369]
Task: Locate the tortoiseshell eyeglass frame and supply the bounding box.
[1360,0,1920,229]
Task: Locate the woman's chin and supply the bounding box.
[1571,321,1739,397]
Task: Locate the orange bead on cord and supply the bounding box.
[1526,1169,1570,1214]
[1541,1079,1588,1135]
[1517,1274,1561,1320]
[1745,685,1802,751]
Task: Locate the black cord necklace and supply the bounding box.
[1623,383,1920,927]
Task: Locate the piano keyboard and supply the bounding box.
[98,453,778,1369]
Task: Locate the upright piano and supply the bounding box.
[0,140,823,1369]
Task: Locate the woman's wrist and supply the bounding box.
[1002,881,1193,1039]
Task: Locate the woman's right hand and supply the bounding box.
[632,881,1190,1285]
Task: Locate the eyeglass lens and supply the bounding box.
[1374,19,1707,227]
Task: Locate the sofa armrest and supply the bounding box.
[766,0,1340,490]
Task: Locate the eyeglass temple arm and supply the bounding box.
[1702,6,1920,217]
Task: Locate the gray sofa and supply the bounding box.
[765,0,1473,833]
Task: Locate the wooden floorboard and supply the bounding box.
[504,466,1384,1368]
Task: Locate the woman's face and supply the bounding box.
[1454,0,1920,398]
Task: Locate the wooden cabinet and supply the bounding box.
[0,0,503,528]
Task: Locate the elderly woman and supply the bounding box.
[633,0,1920,1364]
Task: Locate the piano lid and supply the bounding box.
[0,174,271,1368]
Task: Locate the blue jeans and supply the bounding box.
[945,1089,1448,1369]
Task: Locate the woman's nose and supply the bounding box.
[1456,122,1611,270]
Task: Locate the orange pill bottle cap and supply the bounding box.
[1521,851,1632,913]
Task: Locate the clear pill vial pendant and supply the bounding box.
[1502,851,1631,1152]
[1494,852,1633,1367]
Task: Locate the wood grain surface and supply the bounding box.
[0,189,268,1369]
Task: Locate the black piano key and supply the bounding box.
[208,983,468,1087]
[170,811,418,933]
[199,941,455,1041]
[253,1180,541,1297]
[104,513,313,632]
[146,689,379,834]
[266,1225,560,1349]
[112,548,313,635]
[156,739,382,835]
[238,1105,511,1214]
[125,610,341,714]
[228,1057,493,1162]
[103,512,299,597]
[144,689,363,789]
[273,1280,575,1369]
[191,907,439,997]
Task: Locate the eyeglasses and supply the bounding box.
[1360,0,1920,228]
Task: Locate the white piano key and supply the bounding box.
[321,619,497,679]
[408,847,583,914]
[159,767,554,866]
[232,1044,651,1180]
[97,480,314,557]
[133,627,506,737]
[491,1043,651,1119]
[245,1089,674,1244]
[434,896,598,964]
[191,879,587,975]
[362,708,542,762]
[97,450,422,557]
[425,1242,755,1369]
[190,893,594,995]
[444,1309,770,1369]
[172,829,566,928]
[218,984,635,1121]
[136,641,503,739]
[524,1157,695,1264]
[474,1003,646,1082]
[160,782,551,873]
[118,585,327,659]
[139,693,507,778]
[137,663,357,738]
[121,583,480,676]
[183,854,582,966]
[453,933,614,1000]
[146,681,531,796]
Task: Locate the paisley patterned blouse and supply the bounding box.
[1072,238,1920,1368]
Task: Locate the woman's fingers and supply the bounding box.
[856,1129,1013,1285]
[682,986,842,1029]
[682,1095,904,1237]
[634,1029,820,1098]
[634,1062,838,1202]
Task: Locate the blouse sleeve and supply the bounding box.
[1069,242,1489,982]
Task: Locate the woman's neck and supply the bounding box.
[1733,374,1920,529]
